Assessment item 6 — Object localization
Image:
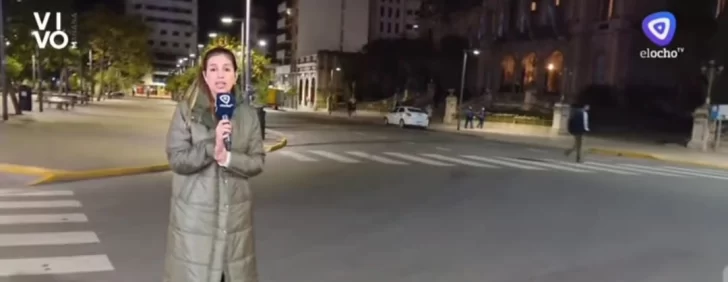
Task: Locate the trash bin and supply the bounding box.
[18,85,32,111]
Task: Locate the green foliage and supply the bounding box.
[5,56,24,82]
[166,67,199,98]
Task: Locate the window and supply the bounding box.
[395,23,399,33]
[530,1,537,11]
[185,32,192,37]
[380,7,384,16]
[555,0,560,6]
[160,29,167,35]
[172,31,179,36]
[172,42,179,47]
[716,0,726,18]
[592,54,606,84]
[147,40,154,45]
[388,8,392,17]
[185,43,190,48]
[387,23,391,32]
[160,41,168,46]
[406,24,413,29]
[134,4,141,9]
[380,22,384,32]
[395,9,400,18]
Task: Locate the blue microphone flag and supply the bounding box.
[215,93,236,120]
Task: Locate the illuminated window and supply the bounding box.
[600,0,614,20]
[531,1,537,11]
[555,0,560,6]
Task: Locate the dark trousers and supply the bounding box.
[464,118,474,128]
[565,134,584,162]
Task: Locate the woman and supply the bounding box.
[164,46,265,282]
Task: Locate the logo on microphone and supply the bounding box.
[639,11,683,59]
[218,94,234,108]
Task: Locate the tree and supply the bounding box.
[166,67,199,100]
[81,5,152,96]
[204,35,273,98]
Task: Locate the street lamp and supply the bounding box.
[208,32,218,38]
[221,14,251,104]
[258,39,267,47]
[701,60,724,105]
[456,49,480,131]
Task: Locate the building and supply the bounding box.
[423,0,728,113]
[274,0,370,110]
[126,0,198,94]
[369,0,422,39]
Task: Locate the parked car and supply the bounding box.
[383,106,429,129]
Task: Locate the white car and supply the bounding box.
[384,106,430,129]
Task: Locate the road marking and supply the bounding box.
[266,128,286,136]
[461,155,547,170]
[346,151,409,165]
[404,141,416,144]
[278,150,318,162]
[584,162,687,177]
[0,232,100,247]
[528,148,548,153]
[420,154,498,168]
[308,150,361,163]
[0,214,88,225]
[383,152,454,166]
[498,157,592,173]
[0,255,114,276]
[435,147,451,151]
[661,166,728,177]
[621,164,728,180]
[354,131,366,136]
[0,200,82,209]
[0,190,74,197]
[542,159,640,175]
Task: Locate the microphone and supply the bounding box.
[214,93,236,151]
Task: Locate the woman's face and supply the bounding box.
[203,53,237,94]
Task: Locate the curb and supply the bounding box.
[0,163,68,176]
[27,136,289,186]
[585,148,659,160]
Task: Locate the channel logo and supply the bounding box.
[639,11,683,59]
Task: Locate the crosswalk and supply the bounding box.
[0,188,114,278]
[277,150,728,181]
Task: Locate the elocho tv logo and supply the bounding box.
[639,11,684,59]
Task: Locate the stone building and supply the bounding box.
[424,0,727,111]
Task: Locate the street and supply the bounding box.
[3,111,728,281]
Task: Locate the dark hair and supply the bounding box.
[197,47,239,105]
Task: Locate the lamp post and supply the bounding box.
[221,16,250,103]
[456,49,480,131]
[328,67,341,114]
[702,60,724,106]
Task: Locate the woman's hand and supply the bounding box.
[214,120,232,164]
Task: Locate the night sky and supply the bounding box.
[72,0,277,46]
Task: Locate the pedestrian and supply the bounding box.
[476,107,486,128]
[464,106,474,129]
[565,104,590,163]
[164,46,266,282]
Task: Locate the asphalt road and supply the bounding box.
[3,111,728,282]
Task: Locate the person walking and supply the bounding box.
[565,104,590,163]
[164,46,266,282]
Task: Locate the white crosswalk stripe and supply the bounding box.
[273,149,728,180]
[461,155,546,170]
[420,154,499,168]
[496,157,594,173]
[346,151,408,165]
[0,188,114,278]
[584,162,688,177]
[543,159,640,175]
[308,150,361,163]
[383,152,454,166]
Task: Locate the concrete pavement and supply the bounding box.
[2,112,728,281]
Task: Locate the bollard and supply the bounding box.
[257,106,266,140]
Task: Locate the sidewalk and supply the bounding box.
[280,108,728,169]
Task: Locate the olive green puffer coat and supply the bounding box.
[163,84,265,282]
